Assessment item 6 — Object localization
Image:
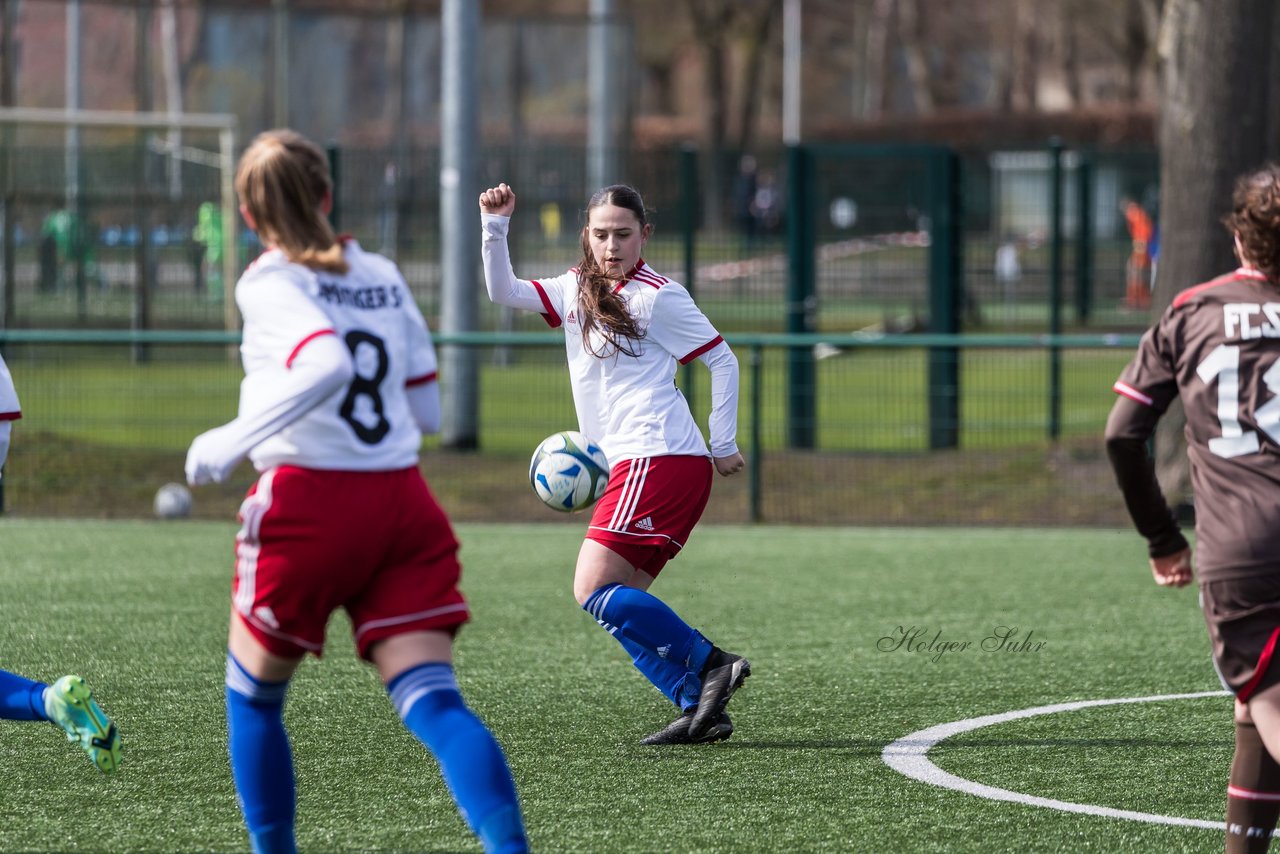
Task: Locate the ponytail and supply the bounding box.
[235,129,348,274]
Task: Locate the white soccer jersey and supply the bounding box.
[237,240,437,472]
[0,353,19,422]
[482,213,739,464]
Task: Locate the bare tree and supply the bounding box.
[1153,0,1276,503]
[1012,0,1039,110]
[683,0,733,227]
[681,0,780,228]
[1121,0,1154,101]
[732,0,780,155]
[861,0,893,118]
[989,0,1016,110]
[1057,2,1082,106]
[896,0,934,113]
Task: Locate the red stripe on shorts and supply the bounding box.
[1239,626,1280,702]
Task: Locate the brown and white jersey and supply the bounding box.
[1114,268,1280,579]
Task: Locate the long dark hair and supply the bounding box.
[1224,163,1280,283]
[236,129,347,274]
[575,184,648,358]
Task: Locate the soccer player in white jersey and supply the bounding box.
[479,181,751,745]
[185,130,527,854]
[0,353,122,773]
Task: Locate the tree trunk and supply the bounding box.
[896,0,934,113]
[861,0,892,118]
[1060,7,1082,106]
[1154,0,1274,505]
[699,36,727,229]
[990,0,1016,111]
[1123,0,1151,101]
[685,0,734,230]
[733,0,780,155]
[1013,0,1038,110]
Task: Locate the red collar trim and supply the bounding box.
[611,258,646,293]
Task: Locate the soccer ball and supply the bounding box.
[154,482,193,519]
[529,431,610,513]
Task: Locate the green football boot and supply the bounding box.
[44,675,122,774]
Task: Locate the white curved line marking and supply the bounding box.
[881,690,1231,829]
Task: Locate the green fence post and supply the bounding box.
[927,147,961,449]
[680,143,698,400]
[1048,138,1064,440]
[1074,152,1093,325]
[785,144,815,449]
[749,343,763,523]
[326,143,341,232]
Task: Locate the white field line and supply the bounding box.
[881,690,1231,830]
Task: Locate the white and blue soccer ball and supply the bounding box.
[154,482,193,519]
[529,431,610,513]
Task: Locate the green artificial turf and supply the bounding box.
[0,522,1225,852]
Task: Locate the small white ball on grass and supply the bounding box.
[154,482,193,519]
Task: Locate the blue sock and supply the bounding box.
[0,669,48,721]
[596,620,703,711]
[389,663,527,854]
[225,654,296,854]
[583,584,713,704]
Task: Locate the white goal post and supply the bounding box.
[0,107,239,332]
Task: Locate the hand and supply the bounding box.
[1150,547,1193,588]
[479,183,516,217]
[185,426,242,486]
[714,451,745,477]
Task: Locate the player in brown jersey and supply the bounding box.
[1107,163,1280,853]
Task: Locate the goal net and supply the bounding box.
[0,107,238,331]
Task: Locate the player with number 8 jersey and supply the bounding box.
[185,130,527,854]
[1106,163,1280,854]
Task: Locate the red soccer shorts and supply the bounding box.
[586,454,713,577]
[233,465,469,660]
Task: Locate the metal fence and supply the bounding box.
[1,331,1138,527]
[0,133,1162,525]
[0,137,1159,331]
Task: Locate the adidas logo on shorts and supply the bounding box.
[634,516,655,532]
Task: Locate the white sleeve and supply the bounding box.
[407,382,441,434]
[402,291,439,385]
[699,341,741,458]
[649,284,739,457]
[648,283,724,364]
[186,333,354,485]
[187,271,351,486]
[236,268,337,362]
[402,288,441,433]
[481,213,566,323]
